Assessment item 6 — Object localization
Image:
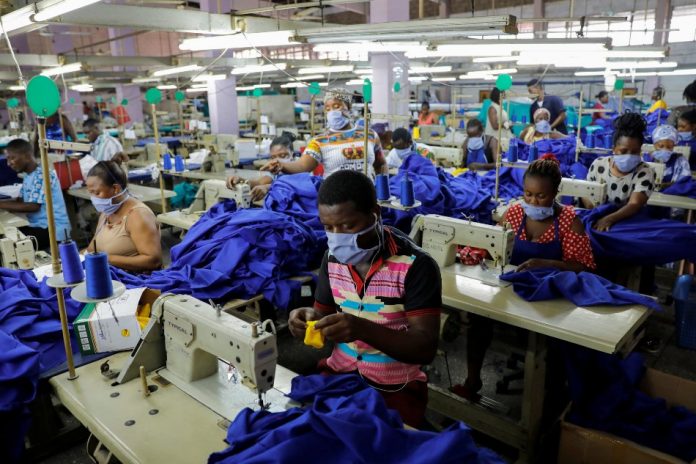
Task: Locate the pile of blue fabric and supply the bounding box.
[663,176,696,200]
[209,373,504,464]
[645,109,671,143]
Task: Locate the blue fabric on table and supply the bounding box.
[663,177,696,199]
[209,373,504,464]
[645,110,671,143]
[480,166,525,202]
[506,136,577,166]
[134,136,183,149]
[577,204,696,265]
[263,173,325,234]
[500,267,661,311]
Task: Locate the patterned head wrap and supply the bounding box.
[652,124,679,144]
[323,87,352,108]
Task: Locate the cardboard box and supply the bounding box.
[73,288,160,355]
[558,368,696,464]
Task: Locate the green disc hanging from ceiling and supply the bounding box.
[145,88,163,104]
[495,74,513,91]
[393,82,401,93]
[614,79,625,90]
[26,75,61,118]
[96,96,103,103]
[7,98,20,109]
[111,96,117,104]
[174,90,185,102]
[252,88,263,97]
[363,79,372,103]
[308,82,321,95]
[121,98,129,106]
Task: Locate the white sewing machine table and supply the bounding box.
[68,184,176,204]
[0,210,29,228]
[648,191,696,211]
[50,351,297,464]
[429,263,651,463]
[165,168,266,182]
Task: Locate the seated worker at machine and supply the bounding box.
[226,135,294,201]
[456,156,596,399]
[84,161,162,272]
[288,170,441,428]
[646,86,667,115]
[33,112,78,156]
[83,118,127,163]
[519,108,566,144]
[261,88,386,178]
[0,139,71,249]
[417,101,437,126]
[461,119,498,171]
[386,127,434,169]
[677,109,696,171]
[585,113,656,232]
[645,125,691,184]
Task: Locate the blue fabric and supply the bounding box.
[209,373,504,464]
[510,215,563,266]
[577,204,696,265]
[663,177,696,199]
[499,267,661,311]
[645,109,671,143]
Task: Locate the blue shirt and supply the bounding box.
[531,95,567,134]
[20,167,71,237]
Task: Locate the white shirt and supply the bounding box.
[386,142,433,169]
[91,133,123,162]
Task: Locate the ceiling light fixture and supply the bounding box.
[409,65,452,74]
[298,65,354,74]
[231,64,287,75]
[157,84,177,90]
[41,62,82,76]
[180,30,299,52]
[33,0,102,22]
[153,64,202,77]
[192,74,227,82]
[236,84,271,91]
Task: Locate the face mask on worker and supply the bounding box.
[395,145,413,159]
[91,189,129,215]
[522,201,554,221]
[535,120,552,134]
[468,136,484,151]
[652,149,673,163]
[326,110,350,131]
[613,154,642,173]
[326,214,382,265]
[679,131,694,142]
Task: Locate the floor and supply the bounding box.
[32,238,696,464]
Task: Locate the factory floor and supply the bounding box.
[33,233,696,463]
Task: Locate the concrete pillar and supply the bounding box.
[116,85,144,124]
[653,0,672,47]
[439,0,451,18]
[533,0,546,38]
[369,0,410,124]
[208,78,239,135]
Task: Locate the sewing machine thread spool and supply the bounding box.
[586,132,595,149]
[163,153,172,171]
[604,133,613,148]
[528,143,538,161]
[375,174,390,201]
[174,154,185,172]
[400,174,415,207]
[521,115,527,124]
[508,141,518,162]
[59,235,83,284]
[85,251,113,299]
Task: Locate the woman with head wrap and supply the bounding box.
[519,107,566,144]
[646,125,691,184]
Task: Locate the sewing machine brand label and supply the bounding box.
[165,316,194,347]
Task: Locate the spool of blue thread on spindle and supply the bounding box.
[163,153,172,171]
[174,154,185,172]
[508,142,518,162]
[400,174,415,207]
[521,115,527,124]
[604,133,613,148]
[85,252,113,299]
[375,174,390,201]
[59,237,83,284]
[586,132,595,149]
[528,143,538,161]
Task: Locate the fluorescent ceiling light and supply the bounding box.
[237,84,271,91]
[41,62,82,76]
[157,84,177,90]
[180,31,299,52]
[606,61,677,69]
[295,74,324,80]
[432,77,456,82]
[70,84,93,92]
[473,56,517,63]
[8,85,25,91]
[458,74,493,80]
[298,65,354,74]
[186,88,208,94]
[281,81,329,88]
[33,0,102,22]
[231,63,286,75]
[313,42,420,54]
[192,74,226,82]
[410,66,452,74]
[132,76,161,84]
[466,68,517,77]
[616,72,658,77]
[574,71,618,76]
[354,69,373,75]
[345,79,366,86]
[0,7,34,34]
[190,83,210,89]
[153,64,202,77]
[408,76,428,82]
[605,50,665,59]
[657,68,696,76]
[408,40,608,59]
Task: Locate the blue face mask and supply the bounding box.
[395,147,412,159]
[652,149,673,163]
[91,189,128,215]
[535,120,552,134]
[522,201,555,221]
[613,154,642,173]
[468,136,484,151]
[326,216,381,265]
[679,131,694,142]
[327,110,350,131]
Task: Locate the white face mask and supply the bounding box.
[325,214,382,265]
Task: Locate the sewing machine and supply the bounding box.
[200,148,227,173]
[644,161,666,187]
[431,146,464,167]
[558,178,608,205]
[145,143,169,162]
[410,214,515,286]
[216,134,239,167]
[0,224,35,269]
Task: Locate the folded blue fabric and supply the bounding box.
[209,373,504,464]
[499,268,661,311]
[577,204,696,265]
[663,176,696,199]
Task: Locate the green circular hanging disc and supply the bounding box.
[363,78,372,103]
[308,82,321,96]
[111,96,117,104]
[174,90,185,102]
[495,74,513,91]
[26,75,61,117]
[121,98,128,106]
[614,79,625,90]
[393,82,401,93]
[252,88,263,97]
[7,98,19,109]
[69,97,76,105]
[96,96,103,103]
[145,88,162,105]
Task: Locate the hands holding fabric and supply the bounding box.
[593,216,614,232]
[289,308,362,343]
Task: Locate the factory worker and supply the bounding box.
[461,119,498,171]
[455,156,596,400]
[84,161,162,272]
[585,113,656,232]
[528,78,567,134]
[417,101,436,126]
[83,118,127,163]
[519,107,565,144]
[33,112,78,157]
[226,135,295,201]
[667,79,696,127]
[677,109,696,171]
[386,127,434,169]
[591,90,613,125]
[288,170,441,428]
[646,86,667,115]
[0,139,71,249]
[260,88,386,178]
[485,87,512,142]
[646,125,690,184]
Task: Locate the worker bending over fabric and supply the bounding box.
[288,170,441,427]
[520,108,566,144]
[461,119,498,170]
[83,118,127,163]
[386,128,434,169]
[0,139,70,249]
[456,157,596,399]
[645,125,691,184]
[84,161,162,272]
[677,109,696,171]
[585,113,656,231]
[262,88,385,178]
[226,135,292,201]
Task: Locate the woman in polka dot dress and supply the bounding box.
[585,113,656,232]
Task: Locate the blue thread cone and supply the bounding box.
[174,154,185,172]
[163,153,172,170]
[400,174,414,207]
[59,240,83,284]
[85,252,113,299]
[586,132,595,148]
[508,142,518,162]
[375,174,390,201]
[604,133,613,148]
[528,143,538,161]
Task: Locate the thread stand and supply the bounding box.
[71,281,126,304]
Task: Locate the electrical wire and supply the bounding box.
[0,16,26,88]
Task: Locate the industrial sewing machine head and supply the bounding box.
[411,214,514,285]
[200,147,227,173]
[558,178,608,205]
[117,294,278,414]
[186,179,251,213]
[0,224,36,269]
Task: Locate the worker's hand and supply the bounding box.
[250,184,270,202]
[593,217,614,232]
[288,307,320,338]
[260,159,282,174]
[503,121,511,130]
[315,313,363,344]
[468,163,484,171]
[516,258,555,272]
[226,176,241,189]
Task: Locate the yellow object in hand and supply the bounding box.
[304,320,325,349]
